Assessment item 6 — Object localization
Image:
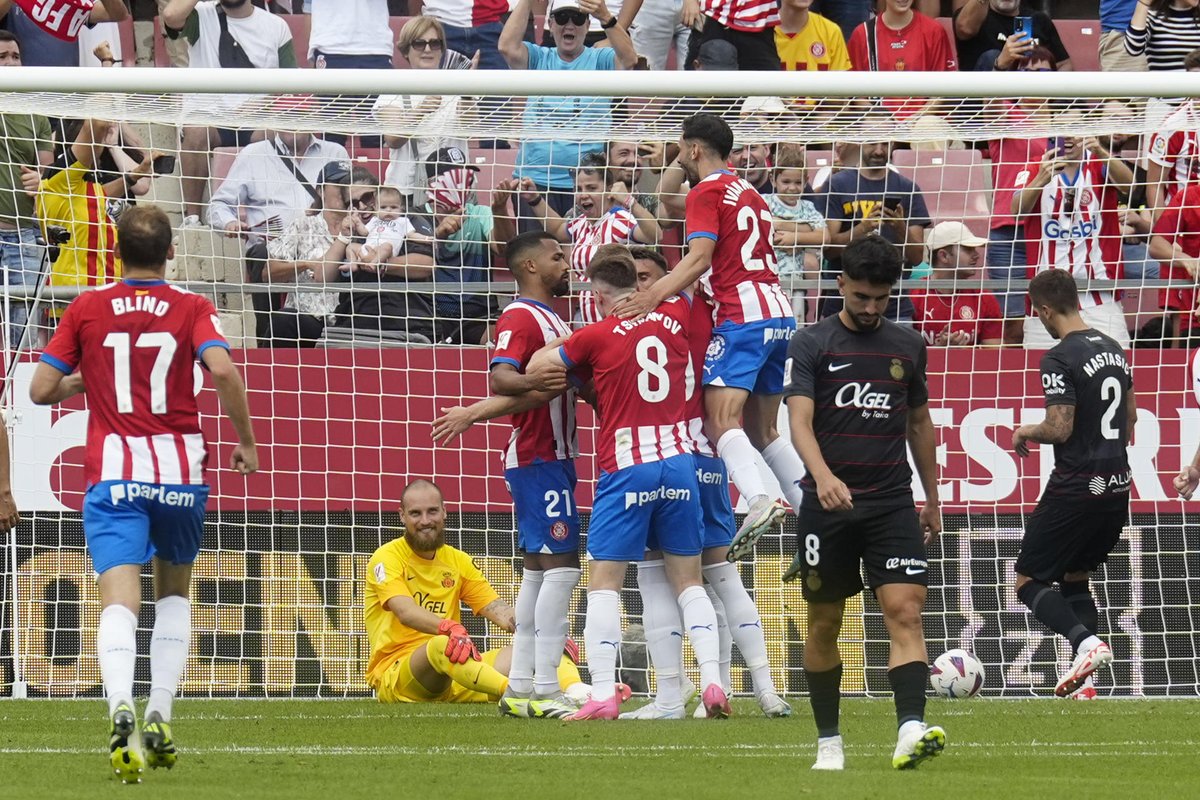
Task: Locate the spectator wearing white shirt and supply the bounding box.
[373,16,471,208]
[163,0,297,226]
[308,0,393,69]
[206,131,350,243]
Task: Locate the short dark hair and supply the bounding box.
[117,205,173,270]
[505,230,558,276]
[587,247,637,290]
[575,151,613,187]
[0,31,20,54]
[842,236,902,286]
[1028,269,1079,315]
[681,113,734,160]
[628,245,668,274]
[1185,46,1200,71]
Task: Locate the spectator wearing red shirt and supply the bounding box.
[911,221,1004,347]
[847,0,956,72]
[1149,182,1200,346]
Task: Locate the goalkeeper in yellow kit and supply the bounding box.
[365,479,580,703]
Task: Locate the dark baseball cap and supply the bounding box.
[318,159,352,185]
[424,147,480,179]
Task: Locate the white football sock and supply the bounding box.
[704,583,732,692]
[762,436,806,511]
[704,561,777,696]
[533,567,580,698]
[507,569,542,697]
[637,560,684,710]
[677,585,721,690]
[145,595,191,723]
[583,589,621,702]
[716,429,768,503]
[98,604,138,718]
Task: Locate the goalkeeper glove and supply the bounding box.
[563,636,581,665]
[437,619,480,664]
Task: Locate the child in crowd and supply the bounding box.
[765,147,826,322]
[346,186,433,271]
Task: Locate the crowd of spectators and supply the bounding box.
[0,0,1198,350]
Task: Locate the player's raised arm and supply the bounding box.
[613,236,713,319]
[432,389,564,445]
[200,346,258,475]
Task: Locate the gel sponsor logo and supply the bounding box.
[109,483,197,508]
[834,382,893,411]
[1044,219,1096,240]
[625,486,693,509]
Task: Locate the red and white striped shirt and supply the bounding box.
[490,298,579,469]
[560,295,693,473]
[687,171,792,326]
[1018,155,1122,309]
[39,279,230,486]
[567,208,638,325]
[1147,101,1200,207]
[686,293,716,457]
[701,0,780,32]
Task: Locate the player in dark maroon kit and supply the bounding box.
[29,206,256,783]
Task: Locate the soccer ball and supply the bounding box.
[929,649,985,698]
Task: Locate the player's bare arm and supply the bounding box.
[28,365,86,406]
[906,403,943,543]
[385,595,452,635]
[477,598,517,633]
[786,395,853,512]
[0,417,19,532]
[526,341,570,376]
[490,359,567,397]
[613,236,714,319]
[432,389,563,445]
[1012,404,1075,457]
[201,347,258,475]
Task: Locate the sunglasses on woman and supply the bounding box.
[552,9,588,26]
[407,38,444,52]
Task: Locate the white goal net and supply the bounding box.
[1,69,1198,699]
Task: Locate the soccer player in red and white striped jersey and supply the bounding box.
[1011,137,1133,349]
[617,113,806,564]
[29,206,256,782]
[530,247,727,720]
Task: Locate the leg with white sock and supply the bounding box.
[98,603,139,718]
[703,560,779,698]
[569,557,629,721]
[714,428,769,504]
[533,566,581,699]
[761,435,806,511]
[636,559,686,713]
[703,582,732,692]
[506,568,542,699]
[663,552,727,716]
[97,565,144,783]
[145,594,191,723]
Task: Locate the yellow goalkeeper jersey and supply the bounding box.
[364,536,499,687]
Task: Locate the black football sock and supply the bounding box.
[805,663,842,738]
[888,660,928,728]
[1017,580,1092,651]
[1061,579,1099,635]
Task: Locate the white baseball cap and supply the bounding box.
[925,221,987,256]
[549,0,586,13]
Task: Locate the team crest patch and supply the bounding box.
[1079,189,1094,207]
[706,335,728,363]
[890,359,905,381]
[959,306,975,321]
[810,42,826,57]
[441,572,455,589]
[373,563,386,583]
[550,520,569,541]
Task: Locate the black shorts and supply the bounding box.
[1015,500,1128,583]
[794,503,927,602]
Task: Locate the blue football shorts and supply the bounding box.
[590,454,703,561]
[703,317,796,394]
[505,460,580,555]
[83,480,209,574]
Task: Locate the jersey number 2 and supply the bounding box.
[1099,376,1122,440]
[103,331,177,414]
[736,206,779,273]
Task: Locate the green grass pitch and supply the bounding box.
[1,698,1196,799]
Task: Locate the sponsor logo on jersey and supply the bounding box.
[827,362,853,372]
[834,382,893,411]
[1042,372,1066,395]
[763,326,792,344]
[696,468,723,486]
[886,557,927,574]
[625,485,693,509]
[109,482,197,508]
[550,520,569,541]
[413,592,446,615]
[495,330,513,351]
[1091,470,1133,495]
[373,563,386,583]
[1044,219,1096,240]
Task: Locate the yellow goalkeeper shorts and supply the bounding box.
[375,648,503,704]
